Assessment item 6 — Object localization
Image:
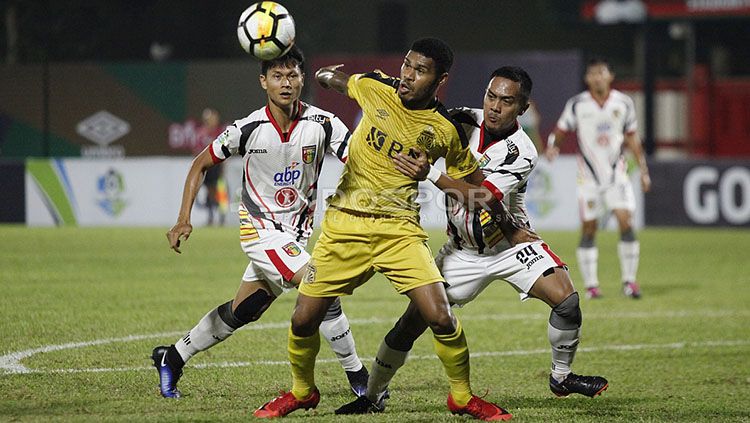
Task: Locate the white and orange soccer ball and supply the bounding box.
[237,2,296,61]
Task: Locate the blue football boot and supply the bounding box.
[151,346,182,398]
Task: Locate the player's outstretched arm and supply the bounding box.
[166,147,216,253]
[315,64,350,95]
[393,151,538,245]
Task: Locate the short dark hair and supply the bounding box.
[409,38,454,75]
[260,44,305,75]
[490,66,533,104]
[586,56,611,72]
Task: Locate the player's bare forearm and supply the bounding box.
[436,175,538,245]
[624,132,651,192]
[393,151,537,244]
[315,64,349,95]
[167,148,214,253]
[545,128,565,161]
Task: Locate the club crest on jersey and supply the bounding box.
[302,145,316,164]
[612,109,621,119]
[275,187,298,207]
[274,162,301,186]
[416,127,436,149]
[478,153,491,168]
[282,242,302,257]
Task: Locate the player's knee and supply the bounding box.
[549,292,582,330]
[291,317,319,337]
[579,235,595,248]
[427,312,456,335]
[217,301,244,329]
[620,228,636,242]
[224,290,274,327]
[385,317,418,352]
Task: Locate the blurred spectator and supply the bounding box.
[196,108,227,226]
[517,99,542,152]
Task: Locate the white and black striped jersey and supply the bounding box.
[555,89,637,187]
[208,101,349,240]
[446,108,537,255]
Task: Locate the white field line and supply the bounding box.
[1,309,749,375]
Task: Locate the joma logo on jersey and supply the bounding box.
[282,242,302,257]
[302,145,316,164]
[274,164,301,186]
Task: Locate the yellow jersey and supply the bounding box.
[327,71,477,220]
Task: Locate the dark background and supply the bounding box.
[3,0,749,78]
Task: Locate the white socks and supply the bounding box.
[548,323,580,382]
[366,340,409,402]
[319,312,363,372]
[174,307,235,364]
[618,240,640,283]
[576,247,599,289]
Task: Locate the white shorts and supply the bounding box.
[577,176,636,222]
[436,241,566,304]
[239,226,309,297]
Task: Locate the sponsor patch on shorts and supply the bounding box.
[304,263,316,284]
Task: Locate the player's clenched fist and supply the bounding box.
[166,222,192,254]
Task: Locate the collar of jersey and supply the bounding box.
[265,100,302,143]
[478,120,519,153]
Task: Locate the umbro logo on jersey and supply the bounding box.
[376,109,389,119]
[247,148,268,154]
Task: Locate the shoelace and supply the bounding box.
[466,394,502,417]
[260,391,288,410]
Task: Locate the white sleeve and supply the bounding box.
[208,124,241,162]
[624,96,638,134]
[327,115,351,162]
[481,147,535,202]
[556,98,577,133]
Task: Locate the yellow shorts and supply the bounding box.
[299,207,444,297]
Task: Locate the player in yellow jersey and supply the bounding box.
[254,38,522,421]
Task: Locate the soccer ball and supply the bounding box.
[237,2,296,60]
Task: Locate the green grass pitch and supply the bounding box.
[1,225,748,421]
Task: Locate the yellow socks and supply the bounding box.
[432,318,472,406]
[288,326,320,400]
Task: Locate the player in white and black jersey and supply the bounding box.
[152,46,370,399]
[546,57,651,299]
[337,67,608,415]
